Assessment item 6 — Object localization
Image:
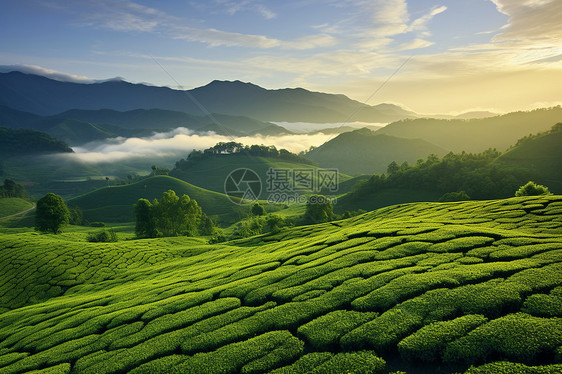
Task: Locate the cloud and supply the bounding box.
[0,64,94,83]
[370,0,409,37]
[256,4,277,19]
[70,0,170,32]
[397,38,434,51]
[216,0,277,19]
[354,1,446,51]
[48,0,329,50]
[490,0,562,41]
[175,27,281,48]
[408,6,447,33]
[68,128,334,164]
[174,26,336,50]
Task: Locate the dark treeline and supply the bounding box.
[175,141,315,171]
[0,127,73,156]
[349,149,534,200]
[0,179,31,199]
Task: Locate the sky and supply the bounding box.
[1,0,561,114]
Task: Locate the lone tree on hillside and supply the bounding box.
[35,193,70,234]
[515,181,552,197]
[251,203,266,216]
[303,195,335,224]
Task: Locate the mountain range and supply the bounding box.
[376,107,562,152]
[0,105,289,145]
[0,71,415,123]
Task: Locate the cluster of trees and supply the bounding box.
[174,142,314,170]
[350,149,534,200]
[0,179,30,199]
[134,189,215,238]
[0,127,73,156]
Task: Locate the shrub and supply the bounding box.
[522,288,562,317]
[439,191,471,202]
[398,314,488,362]
[86,229,118,243]
[174,331,304,374]
[308,351,386,374]
[268,353,332,374]
[515,181,551,197]
[443,313,562,364]
[462,361,562,374]
[297,310,377,350]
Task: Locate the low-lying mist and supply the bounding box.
[62,127,335,166]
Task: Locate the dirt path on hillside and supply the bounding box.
[0,205,36,221]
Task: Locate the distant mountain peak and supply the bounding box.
[0,71,417,122]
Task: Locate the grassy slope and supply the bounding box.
[0,196,561,373]
[67,175,239,223]
[0,198,33,218]
[170,154,352,195]
[335,188,442,213]
[496,131,562,193]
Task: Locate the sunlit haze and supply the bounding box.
[1,0,561,114]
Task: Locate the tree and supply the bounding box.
[387,161,399,175]
[135,190,207,238]
[134,198,158,238]
[251,203,266,216]
[515,181,551,197]
[303,195,335,224]
[35,193,70,234]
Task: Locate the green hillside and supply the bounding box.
[376,107,562,152]
[68,175,240,223]
[171,154,352,196]
[0,196,561,373]
[496,130,562,192]
[305,129,447,175]
[335,188,442,213]
[0,198,33,218]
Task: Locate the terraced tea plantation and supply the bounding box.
[1,196,562,373]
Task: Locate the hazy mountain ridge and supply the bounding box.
[0,105,290,144]
[0,71,415,123]
[376,107,562,152]
[306,128,447,175]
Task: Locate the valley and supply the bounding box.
[0,71,561,374]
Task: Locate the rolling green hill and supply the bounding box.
[335,188,442,213]
[376,107,562,152]
[171,154,352,196]
[0,198,33,218]
[0,196,561,373]
[496,130,562,192]
[305,129,447,175]
[68,175,240,223]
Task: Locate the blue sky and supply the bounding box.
[1,0,561,114]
